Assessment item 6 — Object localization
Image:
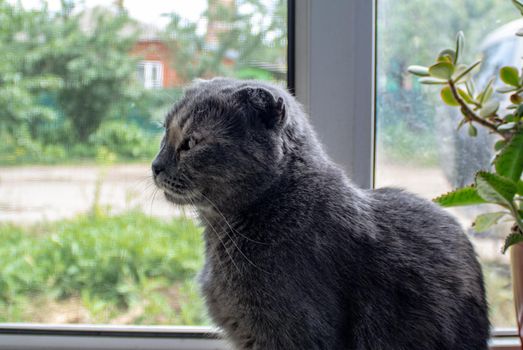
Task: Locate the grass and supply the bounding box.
[0,196,516,327]
[0,210,210,325]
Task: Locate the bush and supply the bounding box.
[0,211,208,324]
[0,127,70,165]
[0,122,162,165]
[90,121,160,160]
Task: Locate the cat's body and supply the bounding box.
[152,78,489,349]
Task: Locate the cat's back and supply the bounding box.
[367,187,479,275]
[369,187,473,252]
[342,186,489,349]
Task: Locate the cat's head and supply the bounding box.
[152,78,290,209]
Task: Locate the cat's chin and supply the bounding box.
[163,190,194,205]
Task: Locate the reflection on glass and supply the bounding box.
[376,0,520,327]
[0,0,287,325]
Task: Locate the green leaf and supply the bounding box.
[516,104,523,118]
[468,124,478,137]
[433,186,487,207]
[458,88,474,104]
[479,100,500,118]
[408,65,430,77]
[454,60,481,83]
[438,49,456,63]
[478,77,495,104]
[498,86,519,93]
[483,86,494,104]
[419,77,448,85]
[429,62,455,80]
[466,80,475,97]
[503,113,516,123]
[513,0,523,16]
[495,129,523,182]
[498,122,517,131]
[455,31,464,65]
[502,232,523,253]
[475,171,517,206]
[440,86,460,106]
[500,66,521,87]
[504,114,515,122]
[473,212,507,232]
[517,180,523,195]
[495,140,507,151]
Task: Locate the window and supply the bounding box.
[375,0,520,334]
[0,0,287,347]
[137,61,164,89]
[295,1,519,348]
[1,0,519,349]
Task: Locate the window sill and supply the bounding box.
[0,324,520,350]
[0,324,227,350]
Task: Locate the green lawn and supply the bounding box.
[0,210,209,325]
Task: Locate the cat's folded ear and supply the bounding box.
[232,86,286,129]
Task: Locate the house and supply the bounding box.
[78,5,181,89]
[130,27,182,89]
[130,0,235,90]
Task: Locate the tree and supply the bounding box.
[162,0,287,82]
[0,1,142,142]
[0,0,60,136]
[34,5,140,141]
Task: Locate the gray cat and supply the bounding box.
[152,78,489,350]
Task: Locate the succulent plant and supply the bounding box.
[408,0,523,253]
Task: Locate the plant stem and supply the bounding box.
[509,201,523,235]
[448,80,510,140]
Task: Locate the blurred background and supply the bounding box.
[0,0,520,331]
[0,0,286,325]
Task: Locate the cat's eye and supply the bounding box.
[178,137,197,153]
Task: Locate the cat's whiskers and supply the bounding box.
[174,174,264,244]
[149,187,160,217]
[196,190,269,245]
[132,175,158,200]
[185,191,243,278]
[179,174,270,274]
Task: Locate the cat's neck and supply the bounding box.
[197,154,344,228]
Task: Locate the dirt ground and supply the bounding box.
[0,162,452,223]
[0,161,508,261]
[0,163,179,223]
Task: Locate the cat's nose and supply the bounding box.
[152,160,165,176]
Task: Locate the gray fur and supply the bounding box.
[152,78,489,349]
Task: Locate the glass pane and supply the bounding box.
[375,0,519,328]
[0,0,287,325]
[136,62,146,85]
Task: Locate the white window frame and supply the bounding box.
[137,60,164,89]
[0,1,518,348]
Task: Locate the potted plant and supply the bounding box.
[408,0,523,344]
